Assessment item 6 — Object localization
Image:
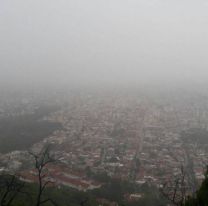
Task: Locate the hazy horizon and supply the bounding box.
[1,0,208,90]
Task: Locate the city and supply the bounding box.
[0,90,208,205]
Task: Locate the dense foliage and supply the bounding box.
[2,183,97,206]
[0,175,168,206]
[92,179,167,206]
[185,167,208,206]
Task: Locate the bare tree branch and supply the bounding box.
[160,165,188,206]
[29,145,58,206]
[0,174,26,206]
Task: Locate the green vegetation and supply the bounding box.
[4,167,208,206]
[2,182,97,206]
[0,174,168,206]
[185,167,208,206]
[92,179,167,206]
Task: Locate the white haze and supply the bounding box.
[1,0,208,90]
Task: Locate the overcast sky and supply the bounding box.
[1,0,208,89]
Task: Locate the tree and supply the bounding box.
[185,166,208,206]
[29,145,58,206]
[161,166,189,206]
[0,174,26,206]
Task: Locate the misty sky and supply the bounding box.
[1,0,208,88]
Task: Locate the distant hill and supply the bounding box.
[0,106,61,153]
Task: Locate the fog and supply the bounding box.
[1,0,208,90]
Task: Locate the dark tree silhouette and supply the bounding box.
[29,145,58,206]
[0,174,26,206]
[184,166,208,206]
